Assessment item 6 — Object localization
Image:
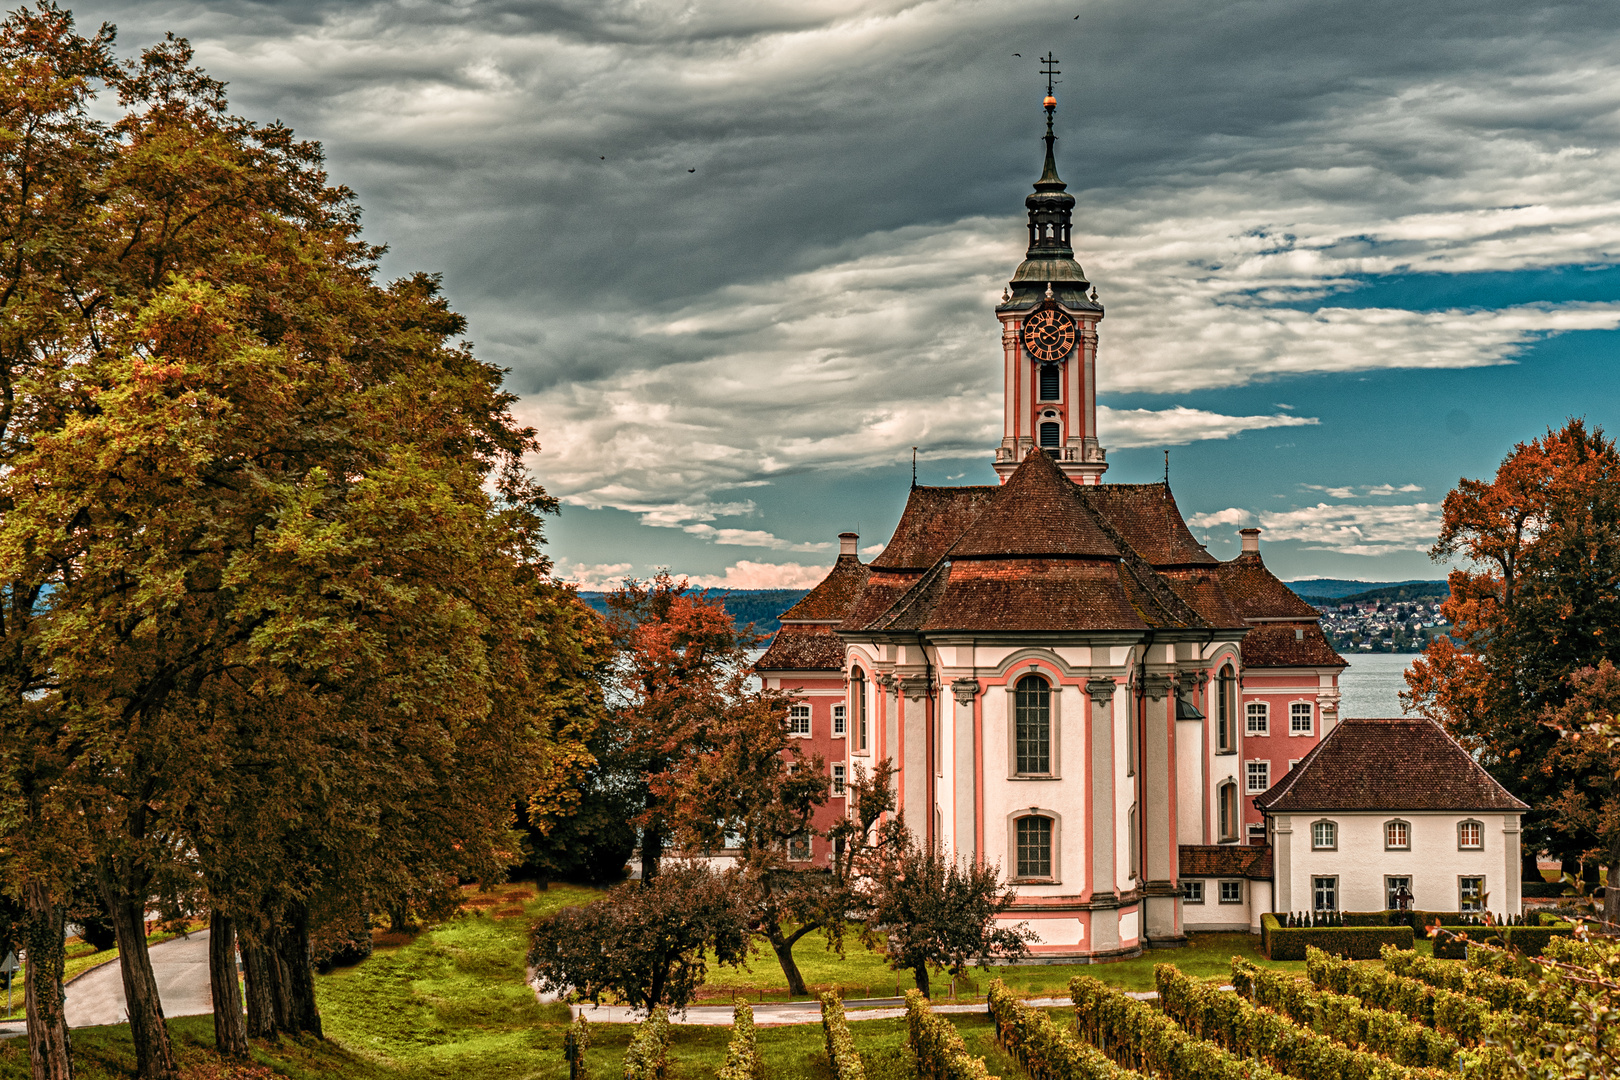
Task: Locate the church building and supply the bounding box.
[757,82,1346,960]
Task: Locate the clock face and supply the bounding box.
[1022,309,1076,363]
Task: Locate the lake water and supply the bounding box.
[1337,653,1419,719]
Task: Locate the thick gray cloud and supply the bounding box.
[70,0,1620,576]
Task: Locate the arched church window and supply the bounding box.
[1015,815,1053,879]
[1039,364,1060,401]
[852,667,868,752]
[1039,422,1061,449]
[1217,664,1236,752]
[1015,675,1051,775]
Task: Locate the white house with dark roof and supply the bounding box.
[1254,716,1528,918]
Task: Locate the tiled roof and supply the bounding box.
[903,558,1175,632]
[1180,844,1273,879]
[950,450,1119,559]
[839,569,924,631]
[1255,716,1529,813]
[869,486,999,570]
[1086,484,1219,567]
[779,554,869,622]
[1241,622,1347,668]
[756,625,845,672]
[1159,567,1247,629]
[1214,553,1322,621]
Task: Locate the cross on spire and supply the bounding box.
[1040,52,1060,97]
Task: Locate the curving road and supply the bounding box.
[62,929,216,1029]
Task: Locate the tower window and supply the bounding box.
[1039,364,1060,400]
[1039,422,1061,449]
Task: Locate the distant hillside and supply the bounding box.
[576,588,809,638]
[1301,581,1450,608]
[1285,578,1441,600]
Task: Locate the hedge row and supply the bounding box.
[1230,957,1460,1070]
[904,990,999,1080]
[718,1002,763,1080]
[1069,973,1293,1080]
[1382,945,1576,1024]
[1155,962,1448,1080]
[1430,921,1573,959]
[622,1007,670,1080]
[564,1014,591,1080]
[820,993,867,1080]
[985,980,1142,1080]
[1261,912,1414,960]
[1307,946,1504,1044]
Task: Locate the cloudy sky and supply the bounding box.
[81,0,1620,589]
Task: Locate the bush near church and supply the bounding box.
[1260,912,1414,961]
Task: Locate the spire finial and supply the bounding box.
[1036,52,1063,186]
[911,446,918,489]
[1164,449,1170,485]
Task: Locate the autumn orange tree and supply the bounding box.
[1405,419,1620,912]
[0,8,597,1080]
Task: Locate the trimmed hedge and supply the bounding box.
[1070,973,1293,1080]
[1231,957,1460,1070]
[1261,912,1413,960]
[1430,918,1574,959]
[1520,880,1566,899]
[718,1002,763,1080]
[564,1013,591,1080]
[986,979,1142,1080]
[821,993,867,1080]
[905,990,999,1080]
[622,1007,669,1080]
[1156,962,1448,1080]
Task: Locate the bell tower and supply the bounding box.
[993,54,1107,485]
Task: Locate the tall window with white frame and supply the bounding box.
[1313,876,1338,912]
[1458,820,1482,850]
[788,704,811,737]
[1460,876,1485,912]
[1016,815,1052,879]
[1312,820,1336,850]
[832,704,846,738]
[1290,702,1313,736]
[853,668,868,752]
[1218,665,1237,751]
[831,763,846,796]
[1015,675,1052,775]
[1218,780,1238,841]
[1246,701,1268,736]
[1246,760,1270,794]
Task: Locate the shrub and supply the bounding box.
[1382,945,1576,1024]
[1157,963,1448,1080]
[622,1007,669,1080]
[1231,957,1460,1070]
[1520,880,1566,899]
[821,993,867,1080]
[718,1002,763,1080]
[1070,973,1292,1080]
[1543,934,1620,976]
[904,989,998,1080]
[1260,912,1413,960]
[986,979,1142,1080]
[564,1013,591,1080]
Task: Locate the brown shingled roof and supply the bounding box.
[1241,622,1347,668]
[910,558,1164,632]
[1255,717,1529,813]
[757,625,845,672]
[779,554,869,622]
[839,569,924,631]
[950,450,1118,559]
[1215,553,1322,621]
[1180,844,1273,879]
[1086,484,1219,567]
[1159,567,1247,629]
[869,486,999,570]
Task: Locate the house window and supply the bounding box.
[788,704,811,737]
[1246,760,1270,794]
[1039,364,1060,401]
[1458,820,1483,850]
[1217,666,1236,752]
[1313,876,1338,912]
[831,764,846,796]
[1219,881,1243,904]
[1182,880,1204,903]
[788,833,811,861]
[1248,823,1268,846]
[1039,421,1061,449]
[832,704,846,737]
[1290,702,1313,735]
[1014,675,1052,775]
[1459,876,1485,912]
[1015,815,1053,879]
[1385,820,1410,850]
[1311,820,1337,850]
[1386,876,1413,910]
[1218,781,1238,842]
[853,668,868,752]
[1246,702,1268,735]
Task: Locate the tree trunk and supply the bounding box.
[275,905,321,1037]
[98,876,178,1080]
[763,919,808,997]
[1604,828,1620,935]
[22,880,73,1080]
[639,819,664,885]
[208,911,248,1058]
[1522,847,1542,884]
[912,963,930,999]
[240,935,279,1039]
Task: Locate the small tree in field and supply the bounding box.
[864,822,1033,998]
[528,863,750,1013]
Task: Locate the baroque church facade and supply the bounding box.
[756,90,1347,960]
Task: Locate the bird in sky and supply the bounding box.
[1013,52,1021,56]
[688,168,695,173]
[600,156,605,160]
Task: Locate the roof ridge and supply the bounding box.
[872,558,953,630]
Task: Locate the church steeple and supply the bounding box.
[993,56,1107,486]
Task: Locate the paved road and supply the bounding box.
[62,929,215,1029]
[569,989,1163,1026]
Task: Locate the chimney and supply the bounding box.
[839,532,859,557]
[1239,528,1261,554]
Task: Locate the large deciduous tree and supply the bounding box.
[1404,419,1620,886]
